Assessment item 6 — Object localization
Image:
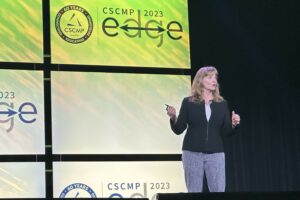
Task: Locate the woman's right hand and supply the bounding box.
[166,105,177,121]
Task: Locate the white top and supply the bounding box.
[205,102,212,122]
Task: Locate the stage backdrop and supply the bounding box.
[0,69,45,154]
[51,71,190,154]
[53,161,186,199]
[0,0,43,63]
[50,0,190,68]
[0,162,45,198]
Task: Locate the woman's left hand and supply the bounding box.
[232,111,240,127]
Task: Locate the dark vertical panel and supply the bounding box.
[42,0,52,198]
[188,0,300,191]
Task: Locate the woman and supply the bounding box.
[166,66,240,192]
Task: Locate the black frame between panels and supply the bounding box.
[0,0,191,198]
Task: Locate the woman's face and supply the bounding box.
[202,73,217,91]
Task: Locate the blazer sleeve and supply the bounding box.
[170,97,188,135]
[222,100,237,136]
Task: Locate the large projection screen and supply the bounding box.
[53,161,186,198]
[0,162,45,198]
[52,71,190,154]
[0,0,43,63]
[0,70,45,154]
[50,0,190,68]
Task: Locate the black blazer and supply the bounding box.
[170,96,234,152]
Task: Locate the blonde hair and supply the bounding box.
[191,66,224,102]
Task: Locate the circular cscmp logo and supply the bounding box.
[55,5,93,44]
[59,183,97,198]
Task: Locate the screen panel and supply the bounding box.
[0,69,45,154]
[0,162,45,198]
[53,161,186,198]
[0,0,43,63]
[52,71,190,154]
[50,0,190,68]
